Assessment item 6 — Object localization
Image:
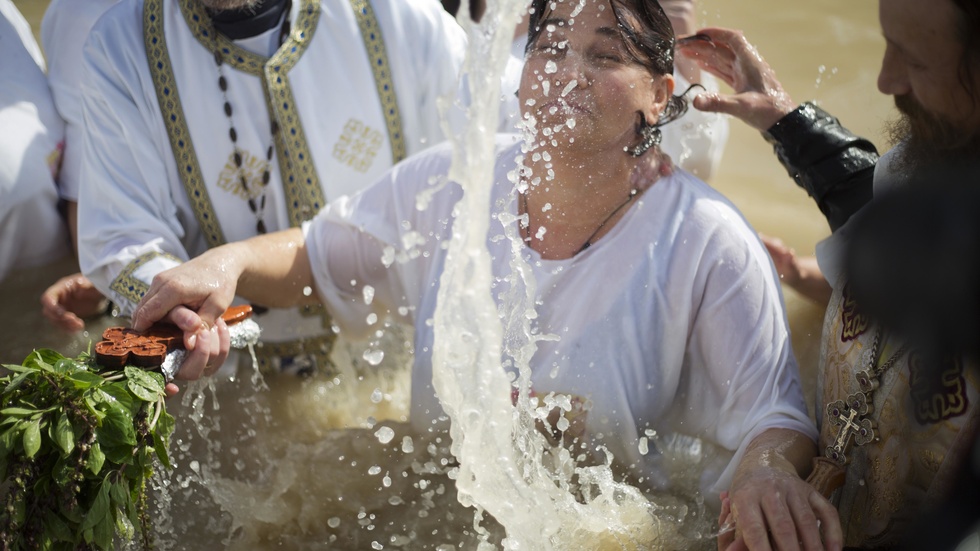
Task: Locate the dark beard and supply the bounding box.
[884,94,980,174]
[198,0,262,10]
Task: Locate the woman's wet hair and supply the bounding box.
[525,0,689,127]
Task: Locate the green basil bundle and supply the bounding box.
[0,349,174,550]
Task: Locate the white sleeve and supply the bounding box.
[660,71,729,181]
[304,147,456,338]
[76,15,189,315]
[682,202,816,493]
[0,0,44,70]
[41,0,119,202]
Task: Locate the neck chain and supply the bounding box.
[212,1,292,234]
[522,188,638,254]
[825,325,909,466]
[806,324,910,498]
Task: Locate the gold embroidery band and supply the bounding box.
[176,0,326,228]
[110,251,183,306]
[349,0,407,165]
[144,0,226,248]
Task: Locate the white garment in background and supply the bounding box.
[501,35,729,180]
[0,0,69,282]
[305,137,815,496]
[76,0,466,349]
[41,0,122,202]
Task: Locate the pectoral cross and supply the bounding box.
[825,391,877,465]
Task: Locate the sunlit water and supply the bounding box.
[3,0,892,548]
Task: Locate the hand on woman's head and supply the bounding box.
[677,27,795,131]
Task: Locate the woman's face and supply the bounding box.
[518,0,673,156]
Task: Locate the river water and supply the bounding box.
[2,0,893,548]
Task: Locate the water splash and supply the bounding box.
[429,0,692,548]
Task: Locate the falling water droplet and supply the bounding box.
[363,349,385,365]
[375,426,396,444]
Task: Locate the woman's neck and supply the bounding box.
[521,148,664,260]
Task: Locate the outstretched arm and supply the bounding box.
[132,228,315,381]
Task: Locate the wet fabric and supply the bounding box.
[305,136,816,498]
[75,0,465,349]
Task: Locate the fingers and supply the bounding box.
[166,307,231,382]
[691,93,745,116]
[718,492,736,551]
[809,492,843,551]
[40,274,95,332]
[205,318,231,377]
[786,490,822,551]
[134,268,229,332]
[734,498,775,551]
[40,292,85,332]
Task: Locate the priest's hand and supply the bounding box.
[724,429,843,551]
[132,246,243,383]
[677,27,796,131]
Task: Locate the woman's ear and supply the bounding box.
[647,73,675,122]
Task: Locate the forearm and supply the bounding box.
[226,228,317,309]
[764,102,878,231]
[734,428,816,482]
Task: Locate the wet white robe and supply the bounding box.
[0,0,69,283]
[76,0,465,354]
[305,137,816,496]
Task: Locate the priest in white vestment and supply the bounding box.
[75,0,467,372]
[0,0,70,284]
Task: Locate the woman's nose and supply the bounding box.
[554,53,589,90]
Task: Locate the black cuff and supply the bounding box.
[762,102,879,231]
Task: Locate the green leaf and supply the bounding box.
[25,349,64,370]
[109,480,129,507]
[23,418,41,458]
[88,442,106,476]
[1,363,31,374]
[124,366,165,394]
[67,370,104,388]
[80,478,110,531]
[1,406,39,417]
[2,370,31,394]
[97,401,136,449]
[98,384,135,414]
[92,513,115,550]
[126,380,160,402]
[152,410,175,469]
[53,413,74,455]
[42,511,73,543]
[53,358,76,374]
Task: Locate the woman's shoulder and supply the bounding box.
[665,169,754,231]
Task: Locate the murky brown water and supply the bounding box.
[2,0,893,548]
